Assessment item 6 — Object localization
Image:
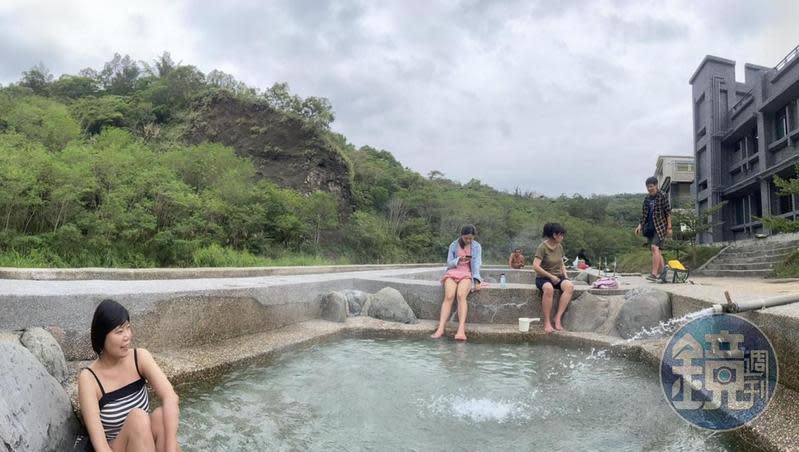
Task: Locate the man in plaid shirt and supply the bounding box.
[634,176,672,281]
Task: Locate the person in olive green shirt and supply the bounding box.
[532,223,575,333]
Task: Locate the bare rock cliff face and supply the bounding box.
[184,92,353,213]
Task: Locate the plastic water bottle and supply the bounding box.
[500,273,506,288]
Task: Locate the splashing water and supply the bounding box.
[425,394,533,423]
[586,348,609,360]
[618,307,716,343]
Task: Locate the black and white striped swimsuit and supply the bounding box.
[84,348,150,443]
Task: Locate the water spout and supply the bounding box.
[719,291,799,314]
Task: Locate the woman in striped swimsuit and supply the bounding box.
[78,299,181,452]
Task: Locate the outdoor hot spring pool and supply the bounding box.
[176,338,753,451]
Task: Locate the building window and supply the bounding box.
[746,128,758,158]
[676,163,694,172]
[776,105,789,140]
[735,139,745,161]
[752,193,762,217]
[779,194,793,214]
[735,198,745,225]
[696,146,705,178]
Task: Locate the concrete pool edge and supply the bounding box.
[58,317,799,452]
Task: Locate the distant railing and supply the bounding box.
[729,88,753,117]
[775,44,799,72]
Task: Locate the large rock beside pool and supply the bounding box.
[615,287,671,339]
[366,288,418,324]
[0,341,80,452]
[342,290,369,316]
[320,292,348,323]
[573,272,590,283]
[20,327,67,384]
[562,292,610,332]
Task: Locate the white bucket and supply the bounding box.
[518,317,539,332]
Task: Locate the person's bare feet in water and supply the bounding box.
[554,319,565,331]
[454,330,467,341]
[544,323,555,334]
[430,329,445,339]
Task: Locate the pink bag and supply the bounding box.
[591,277,618,289]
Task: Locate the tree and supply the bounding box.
[142,52,177,78]
[98,53,141,95]
[206,69,258,97]
[300,96,334,129]
[300,191,339,245]
[1,96,80,150]
[758,164,799,233]
[671,200,727,246]
[50,75,98,99]
[263,82,334,129]
[70,96,129,135]
[19,63,53,95]
[139,65,206,120]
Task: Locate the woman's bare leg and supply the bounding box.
[541,284,555,333]
[454,279,471,340]
[431,278,458,338]
[111,408,156,452]
[554,281,574,331]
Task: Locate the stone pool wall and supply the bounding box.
[3,265,799,451]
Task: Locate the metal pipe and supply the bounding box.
[721,291,799,313]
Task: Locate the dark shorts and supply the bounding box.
[535,277,568,291]
[646,233,663,249]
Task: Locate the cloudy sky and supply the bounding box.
[1,0,798,196]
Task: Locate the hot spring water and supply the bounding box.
[176,338,751,451]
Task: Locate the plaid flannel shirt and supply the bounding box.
[639,190,671,239]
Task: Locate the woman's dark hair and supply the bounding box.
[458,224,477,248]
[542,222,566,238]
[645,176,659,186]
[90,299,130,355]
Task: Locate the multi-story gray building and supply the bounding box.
[690,44,799,243]
[655,154,694,209]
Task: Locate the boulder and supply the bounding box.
[20,327,67,384]
[573,272,590,283]
[615,287,672,339]
[367,288,418,324]
[562,292,610,332]
[320,292,348,323]
[342,290,369,316]
[0,342,80,452]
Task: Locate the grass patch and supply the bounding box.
[0,244,346,268]
[191,244,345,267]
[773,250,799,278]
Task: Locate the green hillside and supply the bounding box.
[0,53,647,267]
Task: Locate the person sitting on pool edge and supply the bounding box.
[532,223,575,333]
[78,299,181,452]
[431,224,482,341]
